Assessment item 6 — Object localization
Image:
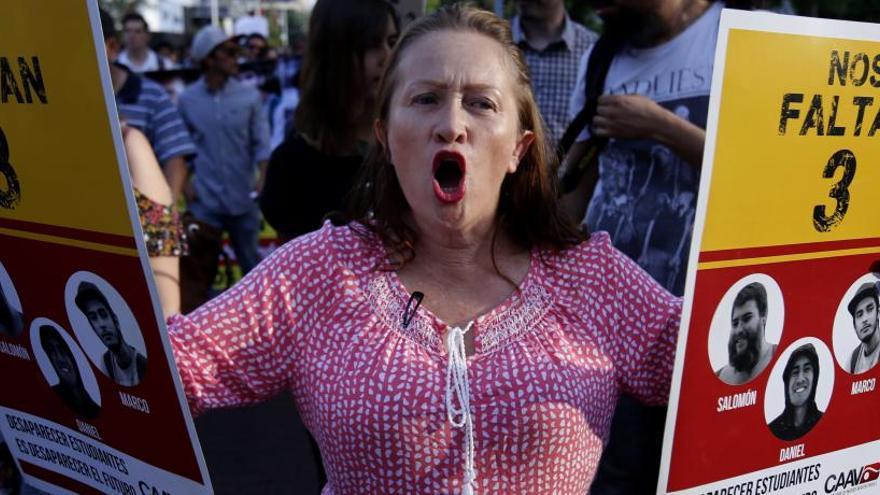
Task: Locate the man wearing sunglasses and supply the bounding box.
[178,26,271,277]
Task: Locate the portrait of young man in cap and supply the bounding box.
[75,282,147,386]
[847,281,880,374]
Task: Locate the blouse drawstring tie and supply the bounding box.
[445,322,476,495]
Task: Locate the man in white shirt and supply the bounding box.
[117,12,170,73]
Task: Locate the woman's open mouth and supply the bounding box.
[432,151,466,203]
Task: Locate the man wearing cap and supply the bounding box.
[178,26,271,275]
[75,282,146,387]
[848,281,880,374]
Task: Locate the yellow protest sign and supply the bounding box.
[659,10,880,495]
[703,29,880,253]
[1,3,132,238]
[0,2,212,493]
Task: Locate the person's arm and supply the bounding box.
[592,94,706,168]
[559,140,597,223]
[149,86,197,203]
[250,94,272,196]
[122,127,181,317]
[166,226,335,415]
[255,160,268,195]
[600,232,682,405]
[163,155,189,204]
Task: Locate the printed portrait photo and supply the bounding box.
[31,318,102,420]
[708,274,784,385]
[65,271,147,387]
[0,260,24,338]
[763,338,834,441]
[832,273,880,375]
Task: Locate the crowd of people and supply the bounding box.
[94,0,752,493]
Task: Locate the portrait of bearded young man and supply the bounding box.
[717,282,776,385]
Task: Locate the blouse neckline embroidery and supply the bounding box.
[364,247,555,356]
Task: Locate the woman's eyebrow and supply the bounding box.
[406,80,501,93]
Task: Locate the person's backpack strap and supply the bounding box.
[558,33,621,194]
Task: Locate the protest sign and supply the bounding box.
[658,10,880,495]
[0,2,212,493]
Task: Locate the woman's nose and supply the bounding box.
[434,101,467,144]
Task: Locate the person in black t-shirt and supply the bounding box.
[260,0,400,243]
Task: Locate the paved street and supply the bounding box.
[195,393,322,494]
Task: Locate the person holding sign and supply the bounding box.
[847,282,880,374]
[167,5,681,494]
[768,343,824,441]
[716,282,776,385]
[558,1,756,492]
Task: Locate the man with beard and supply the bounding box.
[769,343,823,441]
[39,325,100,419]
[75,282,146,386]
[847,282,880,374]
[559,1,757,492]
[717,282,776,384]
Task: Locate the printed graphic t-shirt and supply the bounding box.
[570,2,722,296]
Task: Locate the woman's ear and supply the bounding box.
[508,130,535,174]
[374,118,393,162]
[374,119,387,150]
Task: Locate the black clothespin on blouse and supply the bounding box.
[402,291,424,328]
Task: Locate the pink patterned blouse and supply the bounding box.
[168,222,681,495]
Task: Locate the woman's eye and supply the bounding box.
[413,94,438,105]
[468,98,496,111]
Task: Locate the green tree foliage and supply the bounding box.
[426,0,880,24]
[787,0,880,22]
